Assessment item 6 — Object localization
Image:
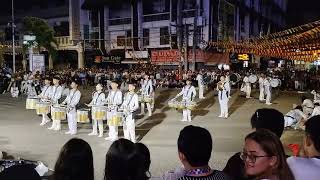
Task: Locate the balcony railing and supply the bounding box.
[143,12,170,22]
[55,36,74,47]
[109,17,131,26]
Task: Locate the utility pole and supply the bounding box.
[177,0,183,72]
[184,24,188,72]
[191,0,201,72]
[12,0,15,73]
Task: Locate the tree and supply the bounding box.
[22,17,58,69]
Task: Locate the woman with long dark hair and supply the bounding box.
[241,129,294,180]
[52,138,94,180]
[104,138,148,180]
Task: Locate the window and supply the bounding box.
[143,29,150,46]
[160,27,169,45]
[117,36,125,46]
[83,25,89,39]
[126,30,132,46]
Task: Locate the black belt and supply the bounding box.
[285,115,295,119]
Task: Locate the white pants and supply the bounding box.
[284,116,297,127]
[91,119,104,135]
[141,102,152,116]
[199,85,205,98]
[246,85,251,98]
[265,91,271,104]
[123,114,136,142]
[182,109,192,121]
[219,99,228,117]
[41,113,50,124]
[67,110,77,134]
[259,88,265,101]
[108,126,118,140]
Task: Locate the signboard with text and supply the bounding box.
[31,54,45,73]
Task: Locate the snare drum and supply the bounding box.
[52,106,66,121]
[168,99,178,108]
[108,112,123,126]
[92,106,107,121]
[143,95,153,103]
[26,97,40,110]
[36,102,50,115]
[186,102,197,110]
[270,79,279,88]
[77,109,90,123]
[249,75,258,83]
[177,101,187,110]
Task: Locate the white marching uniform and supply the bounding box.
[264,79,272,105]
[311,106,320,117]
[302,99,314,116]
[39,85,53,125]
[141,79,153,116]
[284,109,307,127]
[197,74,205,99]
[88,91,106,137]
[243,76,251,98]
[311,90,320,104]
[27,79,37,97]
[48,85,64,130]
[10,86,19,98]
[259,77,265,101]
[121,92,139,142]
[106,90,123,141]
[62,89,81,134]
[218,81,230,118]
[176,85,196,122]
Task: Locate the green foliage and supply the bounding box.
[22,17,58,59]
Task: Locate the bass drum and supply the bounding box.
[229,73,241,84]
[270,79,280,88]
[248,74,258,83]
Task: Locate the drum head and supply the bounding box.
[249,75,258,83]
[270,79,279,87]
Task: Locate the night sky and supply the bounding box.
[0,0,320,28]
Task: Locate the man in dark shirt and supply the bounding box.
[223,108,285,180]
[177,125,229,180]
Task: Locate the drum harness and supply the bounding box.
[183,85,193,103]
[219,82,228,100]
[108,90,120,110]
[123,92,135,118]
[67,89,80,112]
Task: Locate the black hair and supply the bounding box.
[53,138,94,180]
[177,125,212,167]
[135,143,151,178]
[294,105,303,111]
[0,165,41,180]
[250,108,284,138]
[305,115,320,152]
[301,96,307,103]
[104,139,148,180]
[314,103,320,107]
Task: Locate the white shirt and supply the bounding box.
[141,79,153,96]
[286,109,307,121]
[106,90,123,106]
[40,85,52,99]
[176,85,196,101]
[89,91,106,106]
[259,77,264,89]
[196,74,204,86]
[311,106,320,116]
[287,157,320,180]
[62,89,81,109]
[243,76,249,85]
[121,92,139,112]
[50,85,64,104]
[217,81,230,101]
[263,79,271,92]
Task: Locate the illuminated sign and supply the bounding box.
[238,54,249,61]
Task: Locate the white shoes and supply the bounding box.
[48,126,54,130]
[98,134,103,138]
[88,132,98,136]
[266,102,272,105]
[65,131,71,134]
[105,136,117,141]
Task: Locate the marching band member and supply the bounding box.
[140,74,153,117]
[87,84,106,137]
[26,75,37,97]
[105,80,123,141]
[258,74,266,101]
[311,103,320,117]
[284,105,307,128]
[311,90,320,103]
[38,77,52,126]
[10,82,19,98]
[121,81,139,142]
[175,79,196,122]
[217,75,230,118]
[48,77,64,130]
[196,71,205,99]
[302,97,314,116]
[61,81,81,135]
[243,73,251,98]
[264,77,272,105]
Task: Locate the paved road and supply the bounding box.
[0,88,301,179]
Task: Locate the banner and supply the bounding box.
[31,54,45,73]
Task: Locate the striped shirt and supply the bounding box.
[177,170,230,180]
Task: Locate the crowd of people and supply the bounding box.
[1,108,320,180]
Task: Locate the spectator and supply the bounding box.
[135,143,151,178]
[0,165,41,180]
[52,138,94,180]
[287,115,320,180]
[176,125,229,180]
[104,138,148,180]
[224,108,285,180]
[242,129,294,180]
